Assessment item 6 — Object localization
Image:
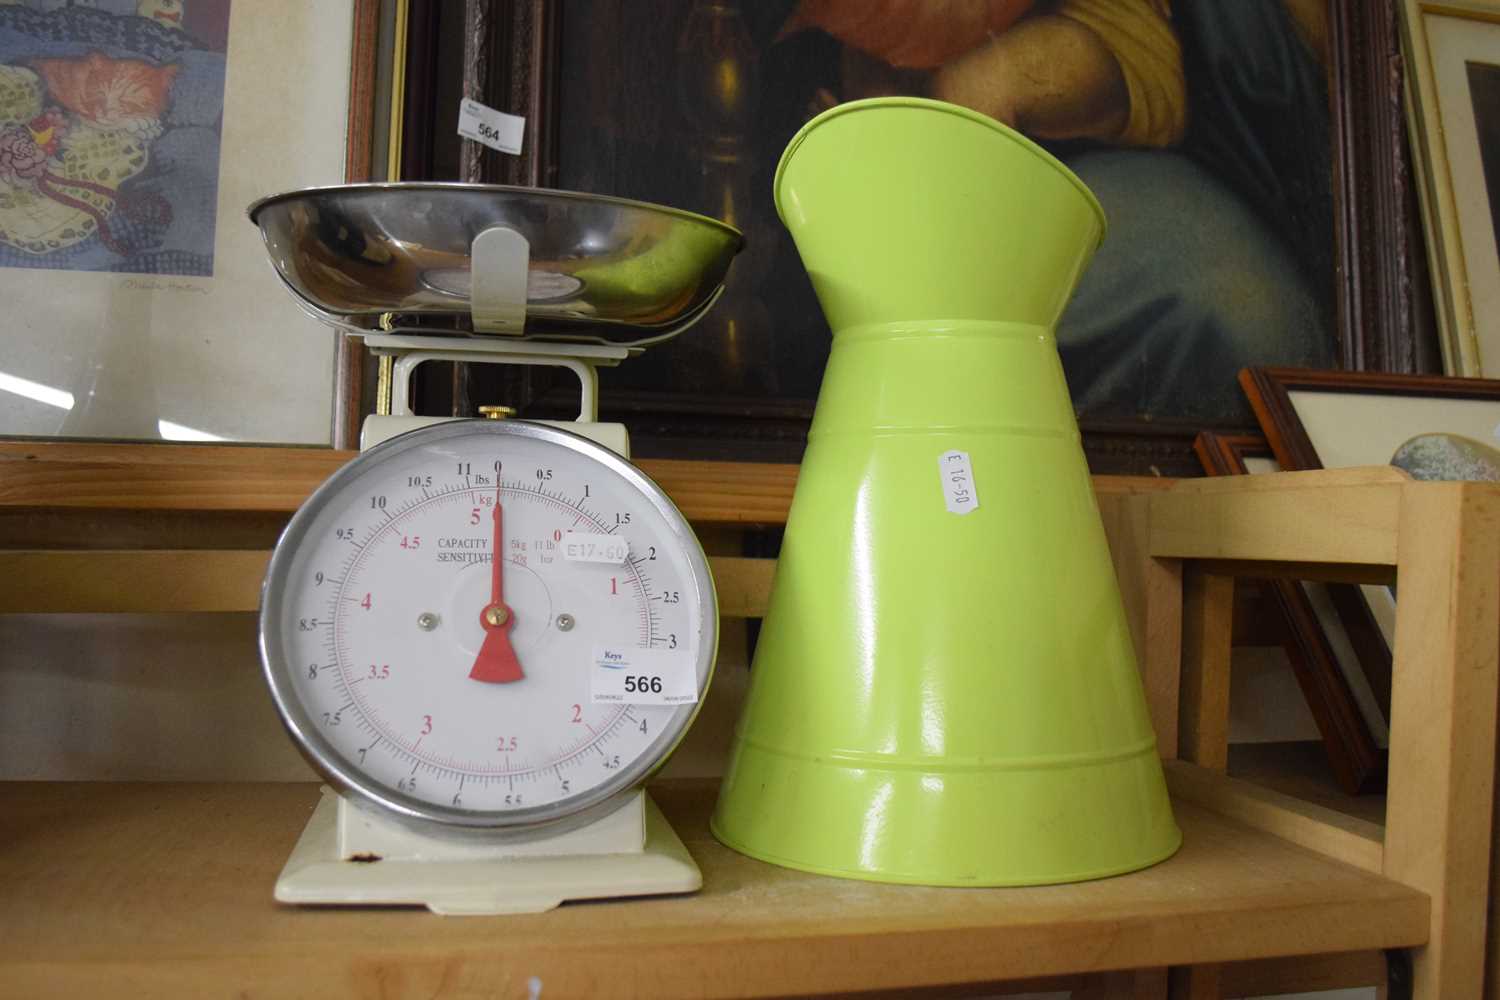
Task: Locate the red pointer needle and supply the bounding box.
[469,488,524,683]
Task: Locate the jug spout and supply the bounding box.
[712,98,1180,886]
[774,97,1105,334]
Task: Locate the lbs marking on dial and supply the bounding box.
[261,421,715,831]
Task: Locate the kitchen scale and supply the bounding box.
[248,182,743,914]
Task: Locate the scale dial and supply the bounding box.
[259,420,717,837]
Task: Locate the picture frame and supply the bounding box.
[1240,365,1500,476]
[1194,429,1388,794]
[1239,365,1500,763]
[387,0,1439,472]
[0,0,383,449]
[1400,0,1500,377]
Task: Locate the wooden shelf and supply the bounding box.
[3,454,1495,995]
[1228,741,1386,826]
[0,779,1426,998]
[0,440,810,525]
[0,438,1171,528]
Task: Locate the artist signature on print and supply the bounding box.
[122,277,206,294]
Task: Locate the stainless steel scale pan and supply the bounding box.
[249,182,744,346]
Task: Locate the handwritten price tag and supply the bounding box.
[939,450,979,515]
[456,98,525,155]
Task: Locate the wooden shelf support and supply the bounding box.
[1140,468,1500,999]
[1384,483,1500,997]
[1178,568,1235,771]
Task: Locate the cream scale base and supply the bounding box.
[275,788,699,915]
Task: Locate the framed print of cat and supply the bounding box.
[0,0,380,446]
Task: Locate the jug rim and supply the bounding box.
[773,96,1107,242]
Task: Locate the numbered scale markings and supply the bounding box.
[260,421,717,836]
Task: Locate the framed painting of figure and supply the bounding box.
[395,0,1440,471]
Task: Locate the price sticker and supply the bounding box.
[939,450,979,515]
[562,532,629,565]
[590,646,697,705]
[456,98,525,155]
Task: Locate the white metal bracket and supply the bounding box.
[362,334,632,424]
[469,225,530,335]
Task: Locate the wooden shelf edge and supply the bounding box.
[0,551,776,617]
[0,780,1428,999]
[1164,760,1385,874]
[0,439,1172,527]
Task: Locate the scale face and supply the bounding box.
[260,419,717,842]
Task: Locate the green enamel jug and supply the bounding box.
[711,98,1181,885]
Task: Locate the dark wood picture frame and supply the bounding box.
[1239,369,1409,739]
[1194,430,1387,794]
[387,0,1440,471]
[1238,366,1500,785]
[1240,365,1500,469]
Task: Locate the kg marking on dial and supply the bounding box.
[260,420,717,834]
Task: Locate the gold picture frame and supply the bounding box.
[1401,0,1500,376]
